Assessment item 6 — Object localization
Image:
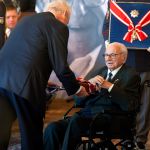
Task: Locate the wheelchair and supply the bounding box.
[63,94,139,150]
[46,84,139,150]
[63,104,138,150]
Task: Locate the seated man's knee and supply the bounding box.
[44,120,68,140]
[44,122,59,136]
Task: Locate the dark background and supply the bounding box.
[3,0,36,11]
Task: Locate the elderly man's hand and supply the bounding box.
[89,75,105,87]
[88,75,104,91]
[101,80,113,89]
[89,75,113,90]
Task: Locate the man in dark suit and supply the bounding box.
[103,1,150,148]
[5,4,21,39]
[0,0,88,150]
[43,42,141,150]
[114,1,150,149]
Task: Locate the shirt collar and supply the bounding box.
[5,28,11,37]
[107,65,123,78]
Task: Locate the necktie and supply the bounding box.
[107,72,113,82]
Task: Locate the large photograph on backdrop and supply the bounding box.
[65,0,107,79]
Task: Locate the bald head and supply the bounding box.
[104,42,128,71]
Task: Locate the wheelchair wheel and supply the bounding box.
[90,140,117,150]
[75,140,117,150]
[121,140,135,150]
[75,140,91,150]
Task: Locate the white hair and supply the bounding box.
[44,0,71,19]
[107,42,128,61]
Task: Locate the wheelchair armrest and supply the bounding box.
[63,103,85,119]
[144,80,150,87]
[46,85,65,95]
[63,105,75,119]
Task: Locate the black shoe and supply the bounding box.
[135,142,145,150]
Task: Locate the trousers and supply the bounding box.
[0,88,44,150]
[44,109,112,150]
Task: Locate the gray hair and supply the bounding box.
[44,0,71,20]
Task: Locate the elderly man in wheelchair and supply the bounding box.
[44,42,141,150]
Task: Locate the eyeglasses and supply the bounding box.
[102,53,123,59]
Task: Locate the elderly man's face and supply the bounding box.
[104,45,125,71]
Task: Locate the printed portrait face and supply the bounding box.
[67,0,108,63]
[35,0,108,64]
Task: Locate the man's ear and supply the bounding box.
[64,10,69,18]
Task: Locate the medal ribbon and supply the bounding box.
[110,0,150,43]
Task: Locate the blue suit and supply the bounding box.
[0,12,80,150]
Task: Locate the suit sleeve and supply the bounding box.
[47,22,80,95]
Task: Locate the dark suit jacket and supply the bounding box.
[0,12,79,107]
[80,64,141,116]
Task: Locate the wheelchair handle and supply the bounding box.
[45,85,65,95]
[144,80,150,87]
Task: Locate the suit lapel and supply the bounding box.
[100,68,108,79]
[111,64,126,83]
[98,64,127,83]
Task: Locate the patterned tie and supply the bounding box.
[107,72,113,82]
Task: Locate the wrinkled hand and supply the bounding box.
[101,80,113,89]
[76,86,89,97]
[90,75,105,85]
[89,75,113,90]
[89,75,104,91]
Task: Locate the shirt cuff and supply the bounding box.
[75,86,82,94]
[108,84,114,92]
